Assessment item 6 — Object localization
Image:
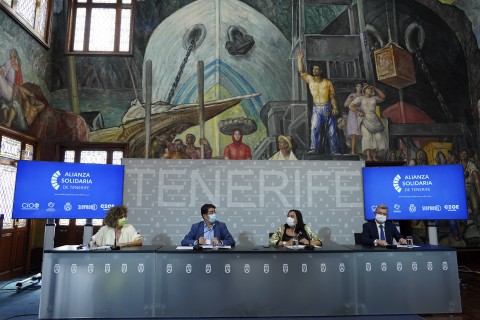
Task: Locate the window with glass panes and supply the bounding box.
[66,0,135,55]
[0,0,53,47]
[0,135,35,229]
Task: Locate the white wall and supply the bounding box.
[122,159,366,245]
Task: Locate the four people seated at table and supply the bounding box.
[361,204,407,247]
[92,205,143,247]
[94,203,412,249]
[181,203,236,247]
[269,209,322,247]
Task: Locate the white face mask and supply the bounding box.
[375,214,387,224]
[286,216,295,227]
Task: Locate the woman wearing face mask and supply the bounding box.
[269,209,322,247]
[361,203,406,246]
[92,205,142,247]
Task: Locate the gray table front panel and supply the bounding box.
[155,251,356,317]
[355,250,461,315]
[39,251,155,319]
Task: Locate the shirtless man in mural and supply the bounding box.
[185,133,212,159]
[162,139,191,159]
[297,50,339,155]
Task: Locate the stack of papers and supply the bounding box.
[397,244,420,248]
[286,245,322,249]
[92,246,112,250]
[176,245,232,250]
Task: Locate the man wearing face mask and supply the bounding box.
[361,204,406,246]
[92,205,142,247]
[269,209,321,247]
[181,204,236,247]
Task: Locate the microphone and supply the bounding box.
[110,229,120,250]
[193,226,213,251]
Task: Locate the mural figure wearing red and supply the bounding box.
[223,128,252,160]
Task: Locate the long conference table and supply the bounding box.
[39,243,461,319]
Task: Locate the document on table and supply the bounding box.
[93,246,112,250]
[285,245,322,249]
[176,245,232,250]
[397,244,421,248]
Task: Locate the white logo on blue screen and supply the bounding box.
[393,204,401,213]
[409,204,417,213]
[393,173,433,193]
[21,203,39,210]
[51,170,61,190]
[64,202,72,211]
[445,204,460,211]
[393,174,402,193]
[51,170,93,191]
[422,205,442,212]
[46,202,55,212]
[78,204,98,210]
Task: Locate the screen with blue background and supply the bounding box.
[12,161,124,219]
[362,164,468,220]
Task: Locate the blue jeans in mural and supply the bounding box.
[310,103,339,154]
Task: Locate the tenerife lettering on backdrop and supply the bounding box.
[122,159,365,245]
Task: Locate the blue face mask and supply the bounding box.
[208,213,217,224]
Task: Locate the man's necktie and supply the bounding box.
[379,225,385,240]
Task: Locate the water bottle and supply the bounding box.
[293,234,299,250]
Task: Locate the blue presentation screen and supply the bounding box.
[12,161,125,219]
[362,164,468,220]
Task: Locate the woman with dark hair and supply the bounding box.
[92,205,142,247]
[269,209,321,247]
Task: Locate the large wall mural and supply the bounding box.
[2,0,480,247]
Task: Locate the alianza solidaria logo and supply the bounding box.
[51,170,61,190]
[392,172,432,193]
[393,174,402,193]
[51,169,93,191]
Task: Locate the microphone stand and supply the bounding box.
[193,227,206,251]
[110,228,120,250]
[193,238,203,251]
[193,223,214,251]
[305,234,314,251]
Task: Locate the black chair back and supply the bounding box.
[354,232,362,245]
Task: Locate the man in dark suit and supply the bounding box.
[181,204,236,247]
[361,204,407,246]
